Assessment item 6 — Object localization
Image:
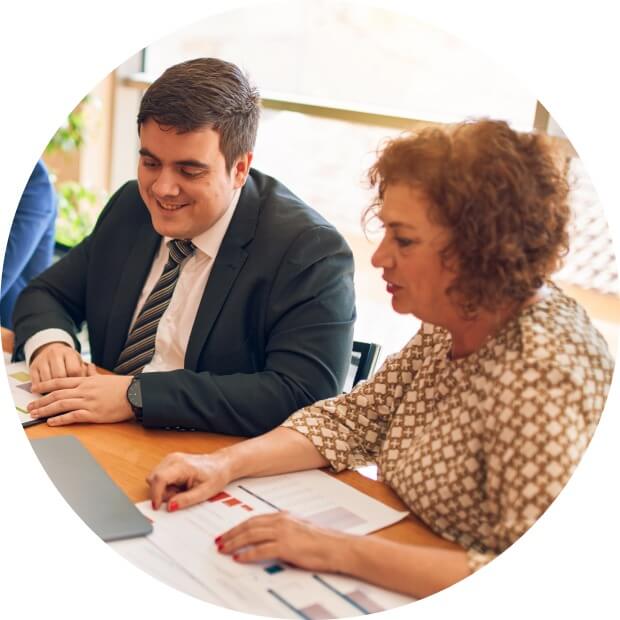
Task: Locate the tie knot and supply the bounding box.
[168,239,196,265]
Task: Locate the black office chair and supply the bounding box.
[345,340,381,391]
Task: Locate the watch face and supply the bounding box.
[128,379,142,408]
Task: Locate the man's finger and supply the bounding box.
[64,353,86,377]
[28,386,81,409]
[35,361,53,384]
[29,398,85,419]
[46,409,90,427]
[33,376,84,393]
[30,366,41,386]
[50,354,69,380]
[27,386,82,411]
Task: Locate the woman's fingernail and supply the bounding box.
[168,501,179,512]
[232,554,240,562]
[151,500,156,510]
[214,536,222,543]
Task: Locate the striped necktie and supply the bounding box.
[114,238,196,375]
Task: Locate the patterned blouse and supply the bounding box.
[282,285,614,570]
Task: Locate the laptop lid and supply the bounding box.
[30,435,153,542]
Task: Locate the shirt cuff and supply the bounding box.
[24,329,76,366]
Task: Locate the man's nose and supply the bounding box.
[152,168,180,197]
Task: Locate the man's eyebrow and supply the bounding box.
[139,148,159,160]
[138,149,210,170]
[175,159,210,170]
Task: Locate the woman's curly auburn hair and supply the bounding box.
[366,119,571,317]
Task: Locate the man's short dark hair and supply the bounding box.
[137,57,261,170]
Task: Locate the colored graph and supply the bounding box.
[268,586,339,620]
[236,476,374,534]
[313,575,385,614]
[16,381,33,393]
[207,490,253,512]
[261,566,389,617]
[9,371,30,382]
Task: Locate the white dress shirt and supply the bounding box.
[24,188,240,370]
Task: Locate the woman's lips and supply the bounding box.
[386,283,402,294]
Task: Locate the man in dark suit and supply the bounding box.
[14,57,355,436]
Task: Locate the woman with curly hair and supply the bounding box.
[147,119,613,598]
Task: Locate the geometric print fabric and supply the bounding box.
[282,283,614,571]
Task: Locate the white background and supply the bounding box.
[0,1,618,618]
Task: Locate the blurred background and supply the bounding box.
[34,0,619,361]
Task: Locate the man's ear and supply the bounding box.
[232,152,253,188]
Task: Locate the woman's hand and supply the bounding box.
[216,512,347,573]
[147,451,233,511]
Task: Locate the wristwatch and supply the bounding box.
[126,377,143,424]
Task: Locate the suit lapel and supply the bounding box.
[102,220,161,368]
[184,176,260,370]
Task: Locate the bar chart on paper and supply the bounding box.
[235,469,408,535]
[247,567,414,618]
[110,469,414,617]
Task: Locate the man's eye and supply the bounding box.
[142,159,158,168]
[180,168,204,178]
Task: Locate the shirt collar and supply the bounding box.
[163,187,241,260]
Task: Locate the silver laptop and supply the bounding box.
[30,435,153,542]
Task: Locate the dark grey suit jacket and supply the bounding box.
[12,169,356,436]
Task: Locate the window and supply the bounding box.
[109,1,620,359]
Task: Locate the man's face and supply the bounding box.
[137,119,252,239]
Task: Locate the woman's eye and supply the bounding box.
[395,237,414,248]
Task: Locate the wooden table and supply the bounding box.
[4,326,457,550]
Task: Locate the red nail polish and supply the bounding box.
[233,554,240,562]
[151,500,156,510]
[217,543,224,552]
[168,501,179,512]
[214,535,222,543]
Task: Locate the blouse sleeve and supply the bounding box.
[281,327,431,471]
[466,353,612,572]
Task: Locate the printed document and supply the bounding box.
[4,360,41,425]
[110,469,414,616]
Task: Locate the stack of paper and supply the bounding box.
[4,360,41,426]
[111,469,415,617]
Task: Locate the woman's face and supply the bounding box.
[371,183,456,324]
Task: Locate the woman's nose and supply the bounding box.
[371,236,393,269]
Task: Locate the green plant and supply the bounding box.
[45,95,91,154]
[46,95,101,248]
[54,181,98,248]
